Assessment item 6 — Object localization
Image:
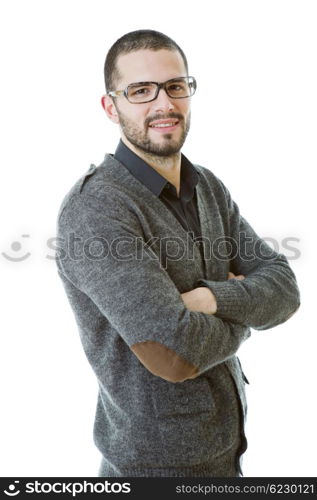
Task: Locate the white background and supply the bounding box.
[0,0,316,477]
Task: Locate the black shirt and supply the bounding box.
[114,139,205,261]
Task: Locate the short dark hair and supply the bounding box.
[104,29,189,92]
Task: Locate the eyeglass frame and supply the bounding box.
[106,76,197,104]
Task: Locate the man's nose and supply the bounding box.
[153,87,175,112]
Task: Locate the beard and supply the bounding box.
[115,108,191,157]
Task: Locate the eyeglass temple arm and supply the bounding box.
[107,90,124,97]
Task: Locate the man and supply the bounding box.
[55,29,300,477]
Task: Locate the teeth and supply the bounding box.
[151,122,176,128]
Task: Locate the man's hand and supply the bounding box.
[181,271,245,314]
[181,287,217,315]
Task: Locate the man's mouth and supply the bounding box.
[148,119,180,131]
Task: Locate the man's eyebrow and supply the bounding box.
[127,77,186,86]
[128,81,155,85]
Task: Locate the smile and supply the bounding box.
[149,120,180,132]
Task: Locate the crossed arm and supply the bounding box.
[181,272,245,315]
[181,233,300,330]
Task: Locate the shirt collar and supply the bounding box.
[114,138,200,201]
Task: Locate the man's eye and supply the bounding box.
[168,83,187,93]
[131,87,150,96]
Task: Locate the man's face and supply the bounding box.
[110,49,191,157]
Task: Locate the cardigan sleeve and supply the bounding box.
[56,192,251,383]
[196,179,301,330]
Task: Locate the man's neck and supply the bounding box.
[121,136,181,195]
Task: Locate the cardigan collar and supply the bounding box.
[114,139,200,202]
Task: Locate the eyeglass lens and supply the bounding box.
[127,77,195,103]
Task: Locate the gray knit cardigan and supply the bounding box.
[55,154,300,477]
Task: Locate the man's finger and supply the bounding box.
[228,271,245,280]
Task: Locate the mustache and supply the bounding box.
[145,112,184,127]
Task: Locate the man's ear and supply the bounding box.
[101,94,119,124]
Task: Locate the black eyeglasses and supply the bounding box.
[107,76,197,104]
